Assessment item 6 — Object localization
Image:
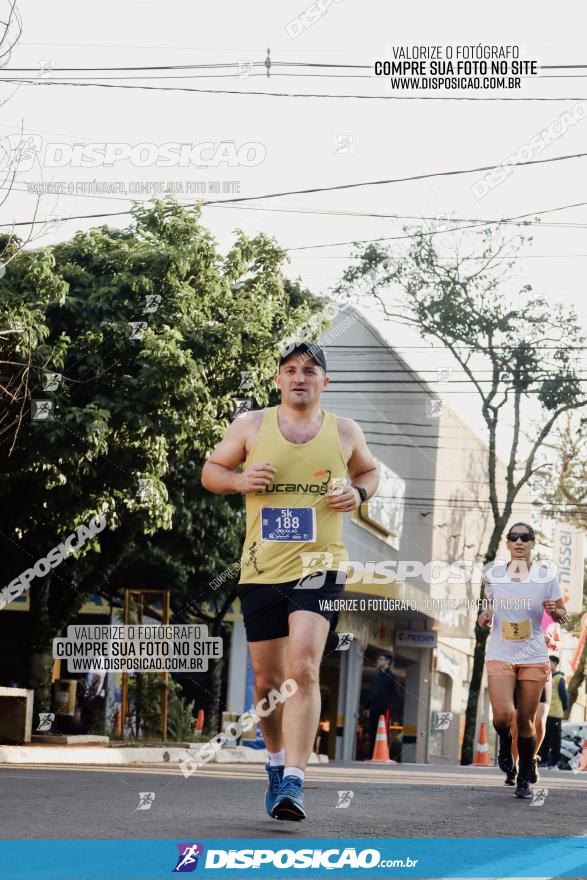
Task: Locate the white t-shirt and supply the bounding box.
[483,562,562,664]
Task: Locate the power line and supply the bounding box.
[2,63,258,72]
[325,389,587,395]
[1,61,372,72]
[294,252,587,259]
[1,77,586,101]
[3,157,587,230]
[7,182,587,234]
[143,151,587,206]
[6,183,587,245]
[326,344,587,351]
[355,442,489,449]
[0,72,377,82]
[329,368,587,374]
[289,200,587,251]
[395,476,545,484]
[399,496,582,509]
[330,378,587,385]
[3,57,587,73]
[3,61,580,73]
[4,166,587,231]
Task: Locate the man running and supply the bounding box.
[201,341,379,820]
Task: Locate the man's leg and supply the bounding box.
[247,636,289,818]
[269,610,330,821]
[248,637,288,751]
[281,609,330,769]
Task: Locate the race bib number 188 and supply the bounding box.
[261,507,316,542]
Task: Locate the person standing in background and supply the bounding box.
[82,669,106,733]
[539,655,569,768]
[367,653,400,757]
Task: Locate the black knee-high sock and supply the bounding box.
[493,722,513,771]
[517,734,537,781]
[493,722,512,750]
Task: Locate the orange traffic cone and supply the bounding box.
[473,722,490,766]
[370,714,395,763]
[195,709,204,734]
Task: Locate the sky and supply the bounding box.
[2,0,587,465]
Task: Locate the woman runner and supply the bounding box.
[478,522,566,798]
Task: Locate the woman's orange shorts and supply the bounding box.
[486,660,550,682]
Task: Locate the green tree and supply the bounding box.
[0,199,323,718]
[336,224,587,763]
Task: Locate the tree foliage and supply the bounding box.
[336,223,587,762]
[0,199,324,718]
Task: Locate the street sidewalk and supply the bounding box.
[0,742,329,766]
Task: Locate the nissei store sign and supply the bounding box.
[396,630,437,648]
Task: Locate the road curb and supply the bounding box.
[0,745,329,766]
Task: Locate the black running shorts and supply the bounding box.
[237,570,346,643]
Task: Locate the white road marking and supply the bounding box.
[1,763,585,791]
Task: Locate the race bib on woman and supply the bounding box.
[500,620,531,641]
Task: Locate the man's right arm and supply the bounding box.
[201,416,248,494]
[201,413,276,495]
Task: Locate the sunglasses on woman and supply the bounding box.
[506,532,533,542]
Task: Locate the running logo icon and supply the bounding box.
[530,788,549,807]
[36,712,55,732]
[432,711,453,731]
[297,551,334,589]
[335,790,354,808]
[173,843,204,872]
[136,792,155,811]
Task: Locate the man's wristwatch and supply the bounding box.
[352,484,368,504]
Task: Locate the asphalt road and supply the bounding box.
[0,761,585,840]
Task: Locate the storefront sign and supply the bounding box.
[553,524,584,613]
[396,630,437,648]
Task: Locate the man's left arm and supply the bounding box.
[326,420,379,512]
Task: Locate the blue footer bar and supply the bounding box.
[0,837,585,879]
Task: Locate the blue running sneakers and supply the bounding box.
[264,763,284,817]
[271,774,306,821]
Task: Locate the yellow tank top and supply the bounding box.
[239,406,349,584]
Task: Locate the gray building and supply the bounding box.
[319,306,452,762]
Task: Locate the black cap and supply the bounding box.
[279,341,327,372]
